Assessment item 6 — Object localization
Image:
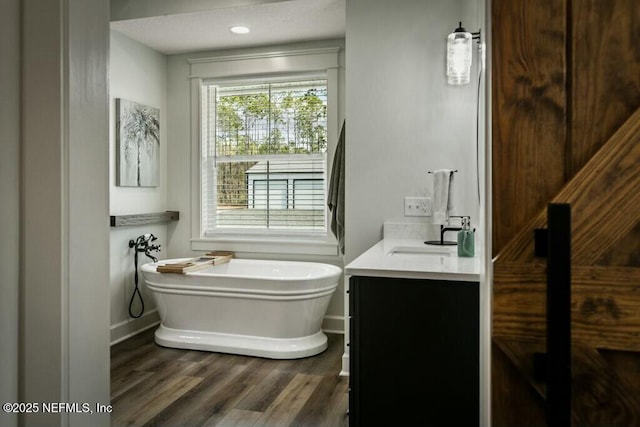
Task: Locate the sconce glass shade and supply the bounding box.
[447,28,472,85]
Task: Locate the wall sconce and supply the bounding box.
[447,22,480,85]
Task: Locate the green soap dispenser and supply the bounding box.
[457,216,475,257]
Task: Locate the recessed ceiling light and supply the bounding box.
[230,26,250,35]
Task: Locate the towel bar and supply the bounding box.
[427,169,458,174]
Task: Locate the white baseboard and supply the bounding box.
[322,315,344,334]
[110,309,160,346]
[340,352,349,376]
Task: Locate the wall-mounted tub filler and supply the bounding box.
[128,234,161,318]
[141,258,342,359]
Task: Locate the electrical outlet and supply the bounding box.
[404,197,432,217]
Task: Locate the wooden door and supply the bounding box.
[491,0,640,425]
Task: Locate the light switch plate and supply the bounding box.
[404,196,432,217]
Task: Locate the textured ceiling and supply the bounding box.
[110,0,345,55]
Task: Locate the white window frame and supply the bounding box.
[189,47,341,256]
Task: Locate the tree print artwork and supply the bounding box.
[116,99,160,187]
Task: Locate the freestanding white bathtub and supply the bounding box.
[141,258,341,359]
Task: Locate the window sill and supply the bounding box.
[191,235,339,256]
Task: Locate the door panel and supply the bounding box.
[492,0,640,425]
[491,0,567,255]
[570,0,640,177]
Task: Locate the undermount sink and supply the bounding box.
[387,245,455,256]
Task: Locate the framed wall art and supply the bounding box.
[116,98,160,187]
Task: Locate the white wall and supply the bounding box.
[0,0,20,426]
[21,0,110,425]
[166,40,346,331]
[110,30,168,214]
[109,30,168,343]
[345,0,481,263]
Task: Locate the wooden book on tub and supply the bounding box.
[156,251,234,274]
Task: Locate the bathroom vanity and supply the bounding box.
[345,239,480,426]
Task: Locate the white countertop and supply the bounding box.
[345,238,481,282]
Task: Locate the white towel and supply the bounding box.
[432,169,455,225]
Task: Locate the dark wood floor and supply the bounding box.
[111,328,349,427]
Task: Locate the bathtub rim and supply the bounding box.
[141,258,343,282]
[154,325,329,359]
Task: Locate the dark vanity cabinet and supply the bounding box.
[348,276,479,426]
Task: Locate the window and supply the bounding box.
[201,79,329,236]
[189,47,340,254]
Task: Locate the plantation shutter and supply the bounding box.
[201,79,328,235]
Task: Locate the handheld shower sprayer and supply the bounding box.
[128,233,162,318]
